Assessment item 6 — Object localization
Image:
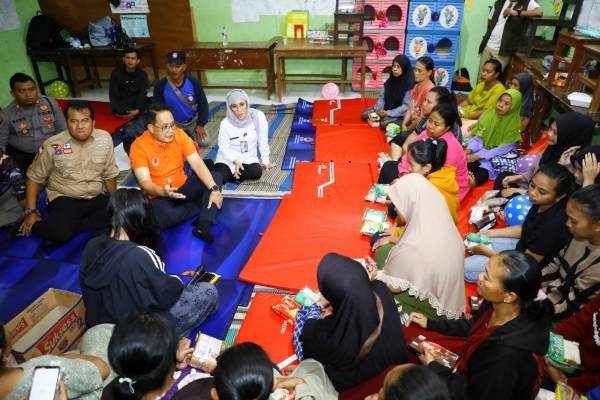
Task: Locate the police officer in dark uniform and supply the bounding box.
[0,73,66,172]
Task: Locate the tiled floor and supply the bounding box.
[70,82,366,105]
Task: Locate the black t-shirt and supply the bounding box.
[516,199,571,266]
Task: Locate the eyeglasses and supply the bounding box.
[230,102,247,111]
[155,122,177,132]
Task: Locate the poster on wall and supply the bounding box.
[0,0,21,32]
[121,15,150,37]
[231,0,336,23]
[577,0,600,34]
[111,0,150,14]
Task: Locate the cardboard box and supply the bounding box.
[5,289,86,363]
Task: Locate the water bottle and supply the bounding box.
[221,26,228,46]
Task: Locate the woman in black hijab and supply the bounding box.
[361,55,416,129]
[299,253,409,391]
[496,112,594,196]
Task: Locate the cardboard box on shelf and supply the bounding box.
[5,289,86,363]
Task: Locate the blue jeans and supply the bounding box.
[464,237,519,283]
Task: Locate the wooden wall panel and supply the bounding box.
[38,0,194,75]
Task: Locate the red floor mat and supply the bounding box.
[315,125,389,163]
[57,99,124,134]
[239,162,384,291]
[234,293,296,368]
[312,98,376,126]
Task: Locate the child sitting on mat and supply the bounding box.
[465,89,522,188]
[361,55,415,129]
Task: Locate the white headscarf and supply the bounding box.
[226,89,262,132]
[377,173,466,319]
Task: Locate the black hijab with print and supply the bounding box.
[383,54,415,111]
[539,112,594,166]
[300,253,408,391]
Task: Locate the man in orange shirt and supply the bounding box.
[129,105,223,243]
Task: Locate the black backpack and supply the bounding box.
[26,13,68,50]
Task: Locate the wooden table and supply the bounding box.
[507,53,600,142]
[184,39,277,99]
[569,44,600,112]
[29,43,158,98]
[548,32,600,86]
[275,39,367,101]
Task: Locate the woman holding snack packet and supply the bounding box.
[374,173,465,320]
[360,55,415,130]
[410,251,552,400]
[294,253,409,392]
[464,163,573,282]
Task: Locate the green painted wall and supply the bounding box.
[191,0,559,87]
[190,0,342,83]
[0,0,562,105]
[0,0,43,106]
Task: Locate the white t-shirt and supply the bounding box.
[215,110,270,173]
[486,0,540,51]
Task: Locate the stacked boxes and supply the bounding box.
[404,0,464,88]
[353,0,409,90]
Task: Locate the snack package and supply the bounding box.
[270,388,296,400]
[469,296,483,312]
[365,184,390,203]
[293,288,320,307]
[547,333,582,373]
[190,332,225,372]
[385,123,401,141]
[360,220,385,236]
[473,213,497,231]
[469,205,488,224]
[363,208,387,223]
[555,381,588,400]
[409,335,459,369]
[272,295,301,325]
[368,112,381,127]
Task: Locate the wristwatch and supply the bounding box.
[24,208,38,216]
[210,185,221,193]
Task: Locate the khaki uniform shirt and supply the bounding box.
[27,129,119,202]
[0,96,67,154]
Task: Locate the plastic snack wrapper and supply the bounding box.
[190,332,225,372]
[272,295,301,325]
[385,123,401,141]
[409,335,459,369]
[364,184,390,203]
[368,112,381,127]
[547,332,582,373]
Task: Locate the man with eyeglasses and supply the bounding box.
[129,105,223,243]
[19,100,119,243]
[152,50,210,147]
[0,73,67,173]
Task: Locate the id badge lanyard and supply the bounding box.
[240,132,249,153]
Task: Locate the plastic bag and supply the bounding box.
[88,16,115,47]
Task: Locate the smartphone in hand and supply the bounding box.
[29,366,61,400]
